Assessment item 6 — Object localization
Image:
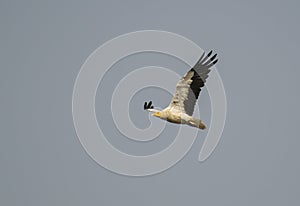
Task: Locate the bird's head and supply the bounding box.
[152,111,161,118]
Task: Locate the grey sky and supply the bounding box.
[1,0,299,205]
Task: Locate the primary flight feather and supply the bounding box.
[144,50,218,129]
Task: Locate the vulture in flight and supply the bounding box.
[144,50,218,129]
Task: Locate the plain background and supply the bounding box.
[1,0,300,205]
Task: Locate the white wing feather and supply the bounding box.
[167,70,194,114]
[166,51,218,116]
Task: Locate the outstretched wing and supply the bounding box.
[168,51,218,116]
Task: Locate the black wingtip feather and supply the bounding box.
[144,101,154,110]
[207,50,213,57]
[206,58,218,68]
[199,50,214,64]
[210,53,217,62]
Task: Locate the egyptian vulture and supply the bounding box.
[144,50,218,129]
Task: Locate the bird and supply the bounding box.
[144,50,218,130]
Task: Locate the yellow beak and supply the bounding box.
[152,112,161,117]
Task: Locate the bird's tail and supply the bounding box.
[188,118,206,130]
[198,120,206,130]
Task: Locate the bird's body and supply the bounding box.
[153,106,206,129]
[144,50,218,130]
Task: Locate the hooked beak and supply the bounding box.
[152,112,161,117]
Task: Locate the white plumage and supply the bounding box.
[144,50,218,129]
